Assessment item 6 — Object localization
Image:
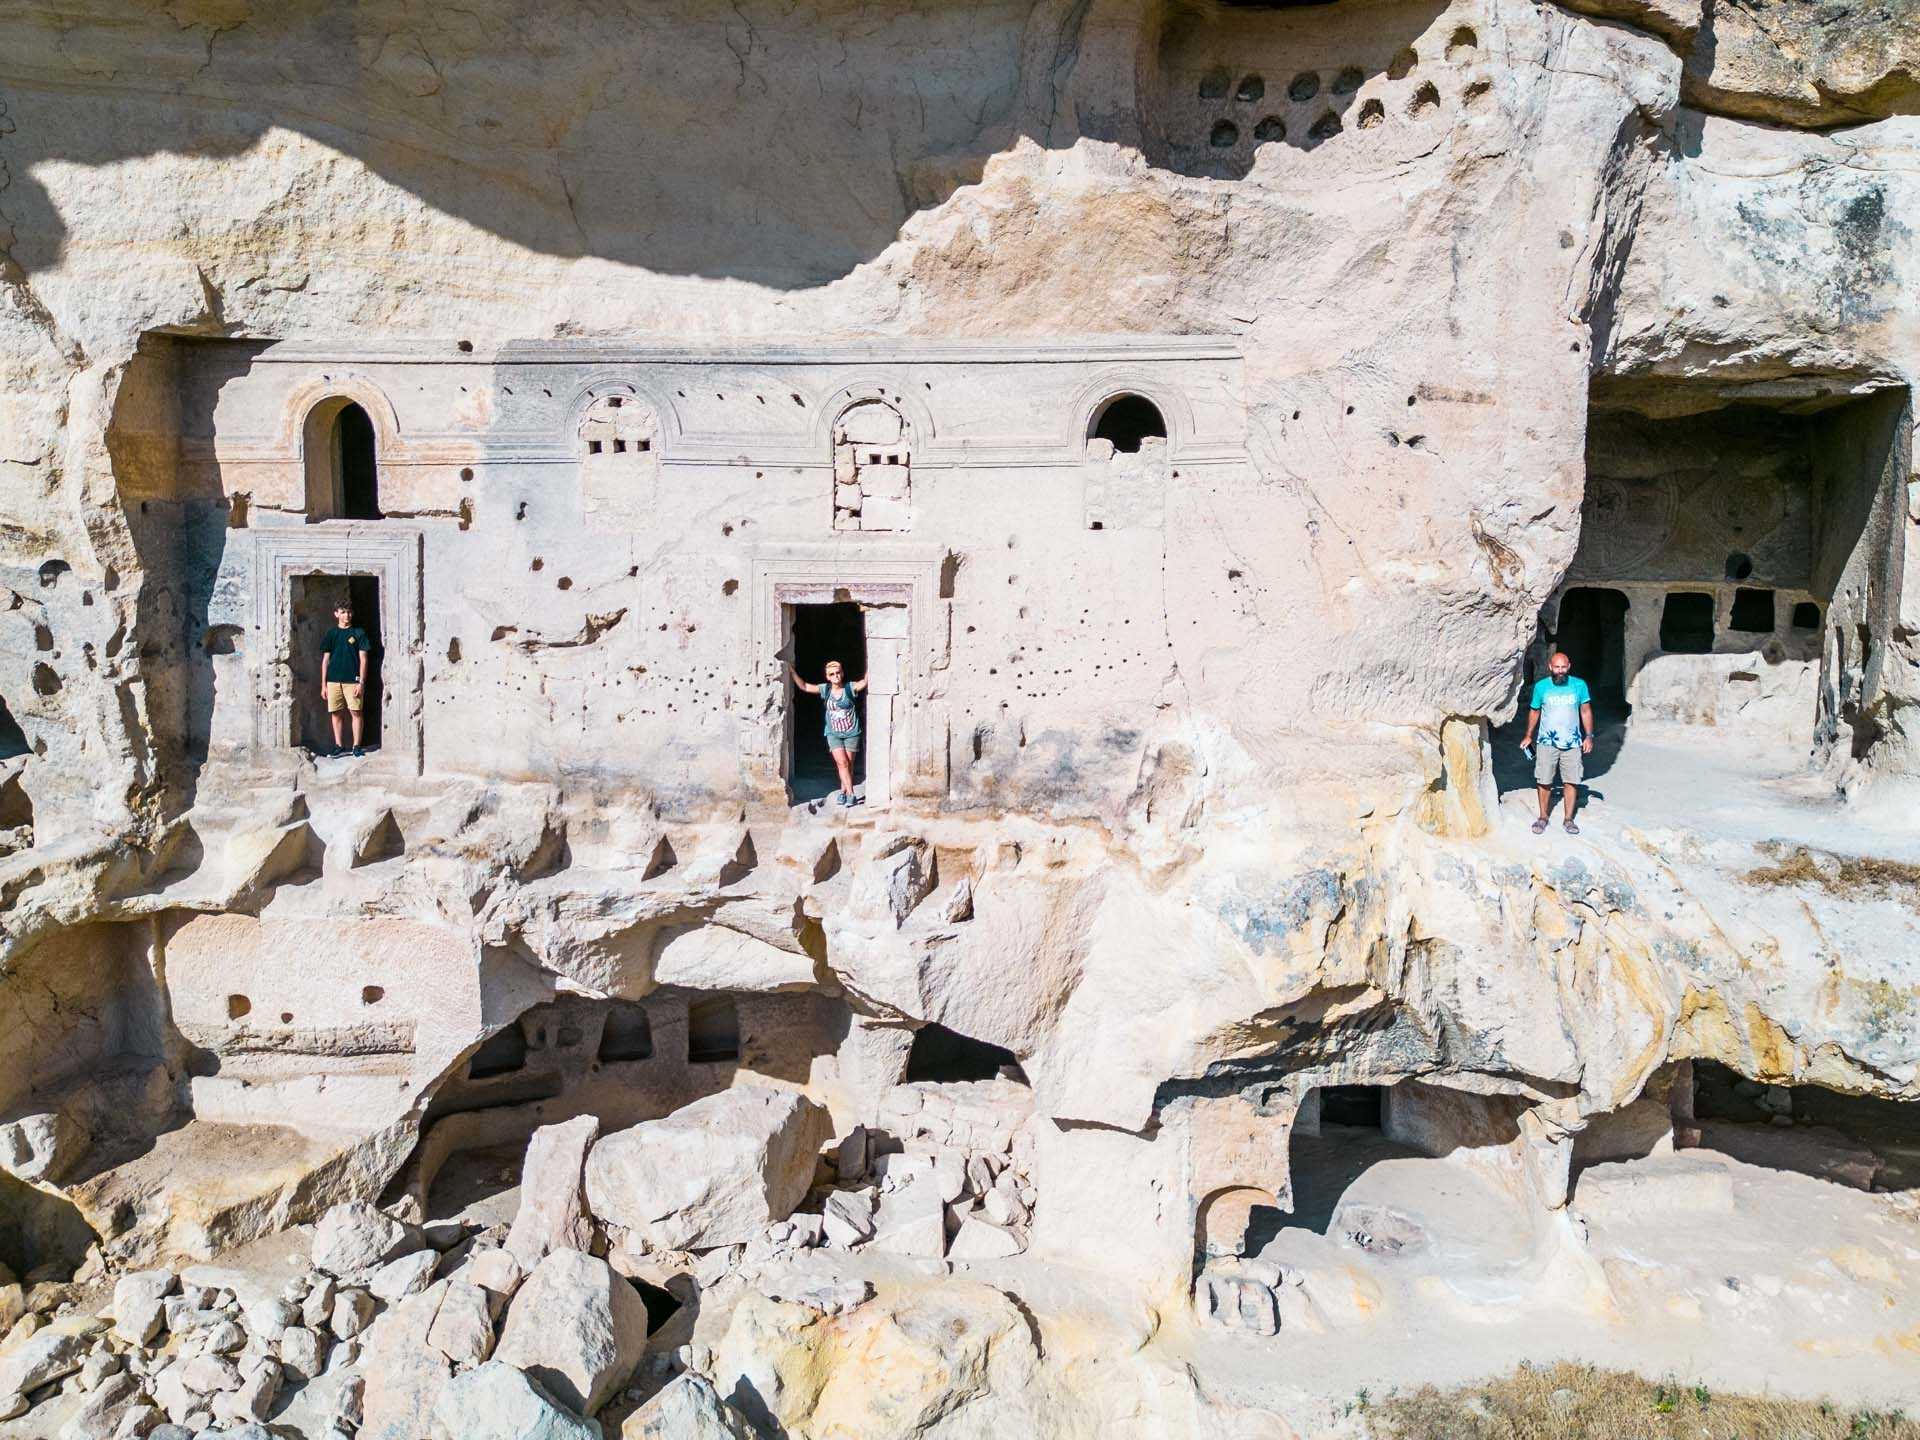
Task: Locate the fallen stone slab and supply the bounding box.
[312,1202,422,1278]
[493,1250,649,1417]
[112,1269,176,1346]
[1572,1155,1737,1221]
[620,1371,753,1439]
[507,1115,601,1272]
[585,1086,831,1251]
[0,1321,91,1401]
[434,1359,603,1440]
[425,1279,496,1369]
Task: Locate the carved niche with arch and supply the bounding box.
[576,382,664,517]
[297,381,403,522]
[831,398,913,533]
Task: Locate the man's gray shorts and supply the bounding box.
[1534,745,1583,786]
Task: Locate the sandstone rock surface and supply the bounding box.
[1,0,1919,1433]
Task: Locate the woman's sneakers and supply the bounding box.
[837,792,864,808]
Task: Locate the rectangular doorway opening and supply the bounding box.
[1555,586,1631,716]
[787,600,867,805]
[1320,1085,1385,1128]
[289,572,383,754]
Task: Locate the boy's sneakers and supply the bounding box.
[352,746,366,758]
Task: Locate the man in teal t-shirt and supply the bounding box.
[1520,651,1593,835]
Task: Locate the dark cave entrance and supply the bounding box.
[0,695,27,759]
[788,600,867,804]
[1690,1059,1920,1191]
[1555,587,1630,714]
[904,1023,1026,1084]
[687,996,741,1065]
[1320,1084,1385,1127]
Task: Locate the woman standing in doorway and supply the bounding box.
[790,659,867,807]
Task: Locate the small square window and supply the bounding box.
[608,396,623,408]
[1792,601,1821,631]
[638,439,651,452]
[613,439,627,453]
[1660,592,1715,654]
[587,439,603,455]
[1729,588,1775,633]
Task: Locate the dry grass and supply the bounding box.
[1363,1361,1919,1440]
[1743,845,1920,911]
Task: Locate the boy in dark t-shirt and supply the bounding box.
[319,602,371,757]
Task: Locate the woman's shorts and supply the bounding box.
[825,733,860,753]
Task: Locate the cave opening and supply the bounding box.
[904,1023,1025,1084]
[0,695,27,759]
[1690,1059,1919,1191]
[687,996,741,1064]
[1553,587,1630,714]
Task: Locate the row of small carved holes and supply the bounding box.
[587,438,652,454]
[1196,28,1477,148]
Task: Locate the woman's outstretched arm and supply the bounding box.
[790,666,820,694]
[852,674,870,693]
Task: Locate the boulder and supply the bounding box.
[621,1372,754,1439]
[332,1287,377,1340]
[241,1296,298,1341]
[585,1086,831,1251]
[493,1250,649,1417]
[57,1371,142,1440]
[868,1174,946,1258]
[0,1106,91,1184]
[432,1360,602,1440]
[821,1190,876,1249]
[110,1400,162,1438]
[465,1248,524,1307]
[220,1358,281,1422]
[279,1326,328,1380]
[948,1213,1024,1261]
[849,836,934,927]
[506,1116,601,1272]
[369,1249,441,1302]
[359,1280,453,1440]
[425,1279,496,1368]
[0,1321,89,1400]
[312,1202,421,1278]
[300,1274,336,1331]
[112,1269,176,1346]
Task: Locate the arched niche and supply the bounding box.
[1089,392,1168,454]
[302,395,382,520]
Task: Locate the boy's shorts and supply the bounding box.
[1533,744,1582,785]
[825,733,860,753]
[326,681,363,714]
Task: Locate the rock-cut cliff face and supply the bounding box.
[1,0,1918,1435]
